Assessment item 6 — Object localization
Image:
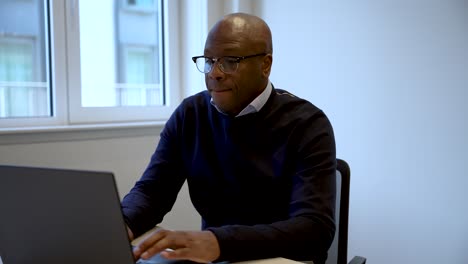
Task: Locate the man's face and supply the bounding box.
[203,30,269,116]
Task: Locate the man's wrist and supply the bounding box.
[204,230,221,261]
[126,225,134,241]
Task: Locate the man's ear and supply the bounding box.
[262,54,273,77]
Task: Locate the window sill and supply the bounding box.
[0,121,166,145]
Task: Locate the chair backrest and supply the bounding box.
[325,159,351,264]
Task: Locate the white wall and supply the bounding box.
[256,1,468,263]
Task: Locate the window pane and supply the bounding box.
[79,0,163,107]
[127,0,155,9]
[0,0,51,118]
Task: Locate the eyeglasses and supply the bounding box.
[191,53,267,74]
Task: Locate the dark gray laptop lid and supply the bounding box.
[0,165,135,264]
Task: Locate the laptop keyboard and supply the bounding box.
[135,254,185,264]
[136,259,160,264]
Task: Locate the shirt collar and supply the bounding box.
[210,81,272,117]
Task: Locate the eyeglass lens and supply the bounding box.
[195,57,238,74]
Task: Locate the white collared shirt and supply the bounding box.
[211,81,273,117]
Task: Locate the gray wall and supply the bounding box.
[1,1,468,263]
[0,130,201,231]
[257,0,468,263]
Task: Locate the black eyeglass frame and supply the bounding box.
[191,53,267,73]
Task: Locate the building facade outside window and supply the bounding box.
[77,0,164,108]
[115,0,163,107]
[0,0,50,119]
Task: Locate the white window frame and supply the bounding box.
[67,0,180,124]
[0,0,180,129]
[0,0,67,129]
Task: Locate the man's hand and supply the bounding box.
[133,229,221,263]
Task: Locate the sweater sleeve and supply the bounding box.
[121,106,187,238]
[207,110,336,264]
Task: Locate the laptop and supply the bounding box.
[0,165,191,264]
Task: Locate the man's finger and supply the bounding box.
[161,248,200,262]
[138,231,187,259]
[133,230,166,259]
[161,248,188,259]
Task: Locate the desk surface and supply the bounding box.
[234,258,304,264]
[131,227,310,264]
[0,251,306,264]
[0,229,308,264]
[0,257,305,264]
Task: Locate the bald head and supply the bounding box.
[202,13,274,116]
[205,13,273,55]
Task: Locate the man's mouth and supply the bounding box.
[210,89,231,93]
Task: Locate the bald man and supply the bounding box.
[122,13,336,264]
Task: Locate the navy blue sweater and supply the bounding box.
[122,87,336,263]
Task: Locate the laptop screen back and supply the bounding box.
[0,165,135,264]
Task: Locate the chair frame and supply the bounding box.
[336,159,350,264]
[336,159,366,264]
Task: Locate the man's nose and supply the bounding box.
[208,62,225,80]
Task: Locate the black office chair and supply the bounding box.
[325,159,367,264]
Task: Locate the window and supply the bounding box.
[68,0,178,124]
[115,0,163,107]
[117,45,162,106]
[0,0,50,119]
[124,0,156,11]
[0,0,181,129]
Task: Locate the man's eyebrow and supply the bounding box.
[204,48,243,57]
[203,55,241,59]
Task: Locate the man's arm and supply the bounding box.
[121,106,187,238]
